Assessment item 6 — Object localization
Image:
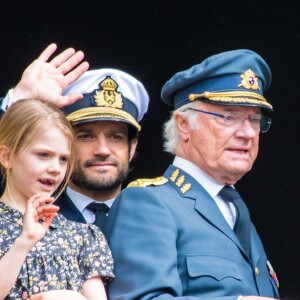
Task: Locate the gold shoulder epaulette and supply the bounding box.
[127,176,168,187]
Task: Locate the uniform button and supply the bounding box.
[255,267,260,276]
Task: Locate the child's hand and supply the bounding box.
[20,195,59,249]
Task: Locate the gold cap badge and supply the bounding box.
[238,69,260,90]
[94,76,123,108]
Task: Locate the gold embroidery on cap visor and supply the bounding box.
[188,91,273,110]
[67,107,141,131]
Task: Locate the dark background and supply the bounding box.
[0,1,299,298]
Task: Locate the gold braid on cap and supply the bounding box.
[188,91,273,110]
[67,107,141,131]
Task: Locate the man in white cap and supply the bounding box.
[1,45,149,233]
[55,68,149,231]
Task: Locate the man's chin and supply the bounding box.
[70,165,129,192]
[71,176,121,192]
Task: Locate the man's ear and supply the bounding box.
[129,138,138,162]
[0,146,12,169]
[174,112,190,141]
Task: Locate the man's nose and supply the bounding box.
[93,137,111,156]
[48,159,61,175]
[236,118,257,138]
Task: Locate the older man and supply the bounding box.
[105,49,279,299]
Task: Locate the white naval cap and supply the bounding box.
[63,69,149,131]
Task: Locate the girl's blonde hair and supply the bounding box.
[0,99,75,199]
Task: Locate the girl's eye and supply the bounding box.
[60,157,69,163]
[37,152,49,158]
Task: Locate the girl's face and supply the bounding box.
[8,127,71,205]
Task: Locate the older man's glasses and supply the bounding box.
[186,108,272,133]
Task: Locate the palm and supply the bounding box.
[13,43,89,107]
[22,61,68,105]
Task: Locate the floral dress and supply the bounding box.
[0,201,114,300]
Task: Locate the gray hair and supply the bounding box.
[162,101,201,154]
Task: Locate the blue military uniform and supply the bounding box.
[106,49,280,299]
[106,165,279,299]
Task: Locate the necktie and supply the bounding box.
[218,186,251,257]
[86,202,109,232]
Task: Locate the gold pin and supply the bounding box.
[238,69,260,90]
[176,175,185,187]
[181,183,191,194]
[170,169,179,182]
[94,76,123,108]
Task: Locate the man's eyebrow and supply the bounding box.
[74,127,93,133]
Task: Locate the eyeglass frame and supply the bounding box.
[185,108,272,133]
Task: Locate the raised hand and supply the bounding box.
[13,43,89,107]
[21,194,59,249]
[0,195,60,299]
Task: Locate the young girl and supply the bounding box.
[0,99,113,300]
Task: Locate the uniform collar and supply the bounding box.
[173,156,224,198]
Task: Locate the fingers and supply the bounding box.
[36,43,89,82]
[29,195,54,207]
[27,194,47,208]
[57,93,84,108]
[27,195,59,221]
[36,204,59,215]
[37,43,58,62]
[40,216,55,229]
[57,50,84,75]
[34,205,59,223]
[64,60,89,84]
[34,201,59,219]
[35,203,59,213]
[50,47,76,68]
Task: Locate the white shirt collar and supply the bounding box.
[66,187,115,213]
[173,156,224,197]
[173,156,236,229]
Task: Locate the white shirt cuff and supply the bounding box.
[1,89,15,112]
